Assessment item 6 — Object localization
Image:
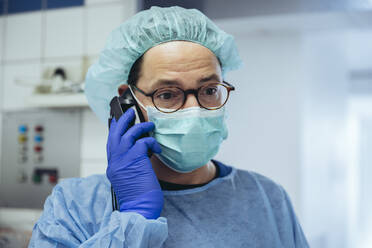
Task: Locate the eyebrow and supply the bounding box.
[151,73,221,90]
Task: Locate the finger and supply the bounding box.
[107,117,117,147]
[121,122,155,148]
[133,137,162,155]
[116,108,135,135]
[109,116,117,131]
[106,141,111,162]
[112,108,135,144]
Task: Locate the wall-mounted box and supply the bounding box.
[0,109,82,209]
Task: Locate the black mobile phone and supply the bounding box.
[108,87,147,134]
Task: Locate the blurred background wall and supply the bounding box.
[0,0,371,247]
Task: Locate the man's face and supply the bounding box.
[133,41,223,121]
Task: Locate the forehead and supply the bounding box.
[143,41,219,64]
[138,41,222,90]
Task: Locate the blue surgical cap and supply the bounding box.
[85,6,242,122]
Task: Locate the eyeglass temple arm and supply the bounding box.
[130,85,153,97]
[223,81,235,91]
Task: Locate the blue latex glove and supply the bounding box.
[106,108,163,219]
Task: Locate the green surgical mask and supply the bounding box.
[147,106,228,173]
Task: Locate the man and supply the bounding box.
[29,6,309,247]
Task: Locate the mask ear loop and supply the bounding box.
[128,85,147,110]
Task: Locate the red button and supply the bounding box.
[49,175,57,184]
[34,146,43,152]
[35,126,44,132]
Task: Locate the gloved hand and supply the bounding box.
[106,108,163,219]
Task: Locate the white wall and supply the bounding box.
[346,31,372,71]
[348,96,372,248]
[0,0,136,236]
[80,109,107,177]
[215,32,303,215]
[345,30,372,248]
[300,32,350,248]
[0,1,137,178]
[358,118,372,247]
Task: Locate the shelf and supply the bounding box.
[25,93,89,108]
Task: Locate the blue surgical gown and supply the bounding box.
[29,162,309,247]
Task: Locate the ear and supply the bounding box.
[118,84,129,96]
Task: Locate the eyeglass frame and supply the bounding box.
[130,81,235,113]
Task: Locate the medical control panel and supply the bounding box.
[0,109,81,209]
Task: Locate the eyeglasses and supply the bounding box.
[131,81,235,113]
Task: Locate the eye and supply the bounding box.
[202,85,219,96]
[155,88,182,101]
[206,87,217,95]
[158,92,173,100]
